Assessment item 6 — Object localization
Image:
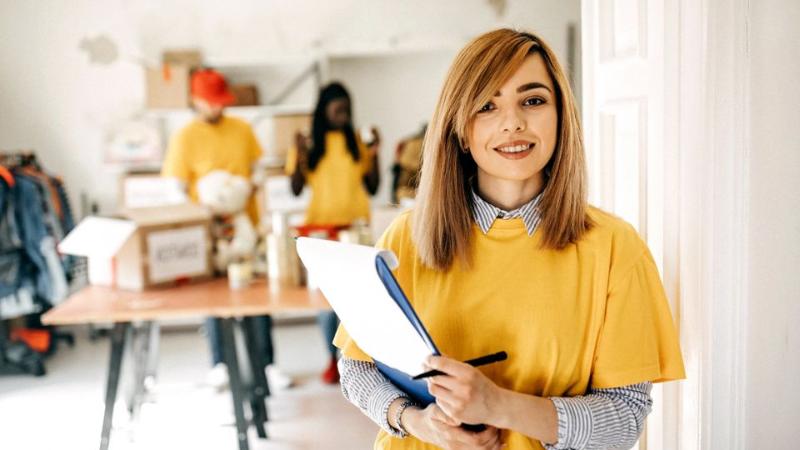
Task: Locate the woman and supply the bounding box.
[334,29,685,449]
[287,82,380,383]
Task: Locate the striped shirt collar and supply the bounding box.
[470,187,543,236]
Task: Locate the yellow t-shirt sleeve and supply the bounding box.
[590,245,686,389]
[161,132,191,181]
[333,211,413,362]
[247,127,263,162]
[332,325,373,362]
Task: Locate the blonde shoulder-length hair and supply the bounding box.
[412,28,593,271]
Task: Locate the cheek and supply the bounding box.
[536,109,559,144]
[466,119,492,151]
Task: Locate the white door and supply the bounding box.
[581,1,672,449]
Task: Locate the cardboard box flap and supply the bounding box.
[121,203,211,227]
[58,217,137,258]
[162,50,202,68]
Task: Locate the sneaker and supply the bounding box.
[206,363,229,390]
[321,357,340,384]
[265,365,294,390]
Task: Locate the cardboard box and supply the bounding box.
[272,113,311,161]
[263,175,310,213]
[146,64,191,109]
[231,84,259,106]
[118,172,189,209]
[162,50,202,68]
[59,204,213,291]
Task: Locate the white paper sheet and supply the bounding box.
[295,237,433,376]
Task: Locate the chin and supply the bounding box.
[490,164,540,179]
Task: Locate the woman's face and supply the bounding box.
[466,53,558,187]
[326,97,351,129]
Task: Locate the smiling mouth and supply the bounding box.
[493,143,534,159]
[494,143,534,153]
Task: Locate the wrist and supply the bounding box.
[400,405,422,435]
[488,386,513,429]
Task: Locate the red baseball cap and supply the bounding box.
[191,69,235,106]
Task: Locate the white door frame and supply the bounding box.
[666,0,751,449]
[582,0,751,448]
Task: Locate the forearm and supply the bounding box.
[491,388,558,445]
[338,357,411,437]
[290,167,305,196]
[545,382,653,450]
[489,382,652,449]
[364,153,380,195]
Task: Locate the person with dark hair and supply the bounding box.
[286,82,381,383]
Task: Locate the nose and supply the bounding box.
[501,108,526,133]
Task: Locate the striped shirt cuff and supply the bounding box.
[545,382,653,450]
[338,357,410,437]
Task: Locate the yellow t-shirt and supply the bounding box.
[161,116,263,224]
[285,131,372,226]
[333,208,685,450]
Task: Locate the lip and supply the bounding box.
[493,141,534,160]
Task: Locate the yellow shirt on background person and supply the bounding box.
[285,131,372,226]
[333,208,685,450]
[161,116,263,224]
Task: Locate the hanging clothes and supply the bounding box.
[0,155,75,317]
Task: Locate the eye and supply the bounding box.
[477,102,495,113]
[523,97,545,107]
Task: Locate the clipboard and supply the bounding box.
[295,237,491,431]
[373,255,439,405]
[374,251,489,431]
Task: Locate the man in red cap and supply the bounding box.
[162,68,292,391]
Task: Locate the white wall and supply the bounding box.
[746,0,800,448]
[0,0,579,215]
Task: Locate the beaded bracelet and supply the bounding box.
[394,399,416,436]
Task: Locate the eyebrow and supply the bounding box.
[494,82,552,96]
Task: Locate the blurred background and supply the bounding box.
[0,0,797,449]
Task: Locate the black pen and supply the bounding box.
[412,351,508,380]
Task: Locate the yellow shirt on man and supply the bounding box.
[161,116,262,224]
[285,131,372,226]
[334,208,685,450]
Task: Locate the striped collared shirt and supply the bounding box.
[470,188,543,236]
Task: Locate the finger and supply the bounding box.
[428,373,466,393]
[435,398,460,421]
[427,379,455,400]
[430,404,461,427]
[451,428,495,447]
[468,427,500,447]
[425,355,472,378]
[482,429,503,449]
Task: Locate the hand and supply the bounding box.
[294,131,308,151]
[425,355,504,426]
[368,126,381,151]
[404,403,504,450]
[293,132,310,171]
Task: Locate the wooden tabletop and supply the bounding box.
[42,278,330,325]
